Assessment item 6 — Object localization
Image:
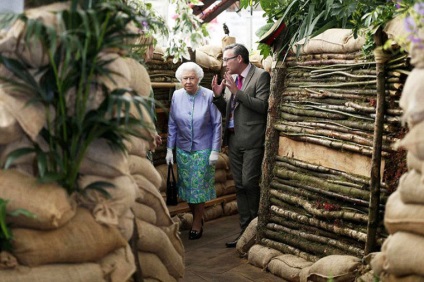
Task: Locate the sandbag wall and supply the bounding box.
[370,38,424,280]
[258,29,410,270]
[0,3,184,281]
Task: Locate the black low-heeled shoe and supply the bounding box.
[189,228,203,240]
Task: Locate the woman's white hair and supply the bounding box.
[175,62,204,83]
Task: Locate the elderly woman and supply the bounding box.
[166,62,222,240]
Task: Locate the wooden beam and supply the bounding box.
[200,0,237,23]
[191,0,217,16]
[167,194,236,216]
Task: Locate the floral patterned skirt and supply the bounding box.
[176,148,216,204]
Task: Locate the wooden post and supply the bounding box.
[365,27,386,254]
[258,60,286,242]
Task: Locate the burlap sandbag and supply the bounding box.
[77,174,138,226]
[306,255,362,282]
[172,212,193,231]
[128,154,162,189]
[161,222,185,258]
[196,45,222,59]
[299,266,312,282]
[262,56,273,73]
[0,135,35,167]
[203,204,223,222]
[65,84,105,116]
[136,219,184,279]
[99,244,135,282]
[382,273,424,282]
[12,208,127,266]
[267,254,313,282]
[0,169,76,230]
[248,244,283,269]
[223,200,238,216]
[370,251,386,276]
[0,263,105,282]
[215,169,227,183]
[215,182,224,197]
[223,179,236,195]
[383,16,409,51]
[0,2,69,68]
[399,69,424,128]
[222,36,236,49]
[398,169,424,205]
[138,252,177,282]
[132,202,157,225]
[0,251,18,270]
[215,152,230,170]
[0,99,23,144]
[384,191,424,236]
[384,231,424,277]
[79,138,130,178]
[134,174,173,227]
[0,88,47,141]
[407,151,423,173]
[397,121,424,159]
[293,29,365,55]
[123,92,156,150]
[236,217,257,257]
[195,50,222,71]
[117,209,134,241]
[98,52,151,97]
[125,56,151,97]
[124,135,149,158]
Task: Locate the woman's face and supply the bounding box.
[181,70,199,94]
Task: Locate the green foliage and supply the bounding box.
[240,0,416,59]
[164,0,210,63]
[0,0,157,194]
[0,198,34,252]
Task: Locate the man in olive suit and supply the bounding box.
[212,43,270,248]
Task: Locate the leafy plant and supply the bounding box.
[0,0,158,194]
[240,0,416,59]
[164,0,209,63]
[0,198,34,252]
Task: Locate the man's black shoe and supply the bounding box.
[225,235,241,248]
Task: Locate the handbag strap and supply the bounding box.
[167,164,176,183]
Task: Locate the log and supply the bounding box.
[271,180,375,209]
[264,229,347,257]
[269,189,369,223]
[261,238,320,262]
[279,133,378,156]
[274,123,392,151]
[274,167,371,200]
[270,205,369,243]
[310,71,375,79]
[266,223,364,257]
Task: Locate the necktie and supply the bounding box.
[237,75,243,90]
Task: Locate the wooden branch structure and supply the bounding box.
[259,42,409,261]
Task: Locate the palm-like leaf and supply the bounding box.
[0,0,159,195]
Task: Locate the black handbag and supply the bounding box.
[166,164,178,206]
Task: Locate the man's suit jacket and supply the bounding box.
[213,64,271,149]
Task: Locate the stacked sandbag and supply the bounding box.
[130,152,184,281]
[195,44,222,72]
[370,33,424,280]
[0,3,184,281]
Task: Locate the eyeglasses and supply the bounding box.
[223,55,238,62]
